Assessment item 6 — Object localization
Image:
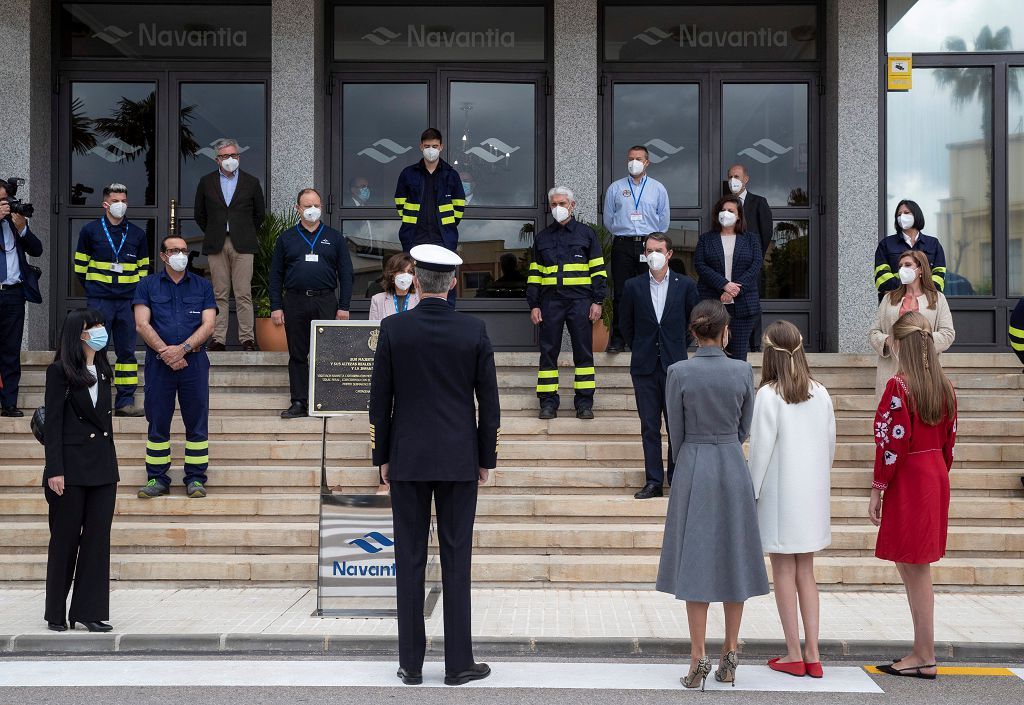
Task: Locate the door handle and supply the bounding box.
[169,198,177,235]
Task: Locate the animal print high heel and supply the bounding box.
[715,650,739,686]
[680,657,712,691]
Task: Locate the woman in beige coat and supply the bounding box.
[869,250,955,398]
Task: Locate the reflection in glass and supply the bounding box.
[665,220,701,281]
[887,0,1023,53]
[68,217,156,297]
[177,219,213,282]
[763,220,809,299]
[722,84,808,207]
[888,68,993,295]
[341,219,533,299]
[449,82,536,207]
[342,84,428,208]
[70,82,158,206]
[612,84,700,207]
[1009,67,1024,295]
[179,83,266,208]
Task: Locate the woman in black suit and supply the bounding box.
[43,308,120,632]
[693,195,763,361]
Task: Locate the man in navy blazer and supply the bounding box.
[0,179,44,416]
[618,234,698,499]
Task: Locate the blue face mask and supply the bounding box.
[461,181,474,196]
[84,326,108,352]
[357,186,370,201]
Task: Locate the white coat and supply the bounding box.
[747,382,835,554]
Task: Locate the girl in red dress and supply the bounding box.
[870,311,957,680]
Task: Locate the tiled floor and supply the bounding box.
[3,587,1023,643]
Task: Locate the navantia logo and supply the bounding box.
[348,531,395,554]
[358,138,413,164]
[362,26,401,46]
[464,138,520,164]
[737,138,793,164]
[92,25,133,45]
[88,137,143,164]
[196,140,252,162]
[633,26,672,46]
[644,138,684,164]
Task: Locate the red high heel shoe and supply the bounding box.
[804,661,823,678]
[767,657,806,677]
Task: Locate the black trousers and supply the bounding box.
[44,483,116,624]
[537,297,594,411]
[283,290,336,405]
[610,237,648,346]
[0,287,26,409]
[749,314,763,353]
[390,479,478,674]
[723,304,757,361]
[632,365,674,487]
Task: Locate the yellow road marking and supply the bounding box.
[864,666,1016,676]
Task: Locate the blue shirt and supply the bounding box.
[1,219,27,285]
[603,175,670,237]
[74,216,150,298]
[220,171,238,230]
[132,269,216,347]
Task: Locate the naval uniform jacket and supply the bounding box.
[368,297,500,482]
[42,363,119,486]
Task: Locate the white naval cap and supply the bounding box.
[409,244,463,272]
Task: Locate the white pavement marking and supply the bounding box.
[0,660,882,692]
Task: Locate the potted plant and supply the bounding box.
[251,208,300,352]
[585,221,615,353]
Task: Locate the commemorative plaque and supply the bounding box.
[308,320,381,415]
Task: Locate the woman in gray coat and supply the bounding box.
[656,299,770,690]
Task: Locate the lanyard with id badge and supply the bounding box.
[101,218,128,273]
[629,177,648,262]
[298,223,324,262]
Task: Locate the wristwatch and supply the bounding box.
[182,343,193,354]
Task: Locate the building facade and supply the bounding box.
[1,0,1021,352]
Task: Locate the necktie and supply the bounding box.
[0,226,9,284]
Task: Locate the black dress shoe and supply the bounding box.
[576,407,594,420]
[604,343,624,354]
[207,341,226,352]
[445,662,491,686]
[634,482,663,499]
[1,407,24,417]
[538,405,557,420]
[241,339,257,351]
[396,667,423,685]
[47,621,67,632]
[280,402,308,419]
[71,620,113,632]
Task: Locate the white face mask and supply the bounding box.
[898,266,918,285]
[394,272,414,292]
[107,202,127,219]
[646,251,667,271]
[551,205,570,223]
[718,210,738,228]
[422,147,440,163]
[220,157,239,174]
[729,177,744,194]
[627,159,645,177]
[898,213,915,230]
[302,206,321,223]
[168,253,189,272]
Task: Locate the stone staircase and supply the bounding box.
[1,351,1022,589]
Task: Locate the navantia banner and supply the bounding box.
[61,3,271,60]
[333,5,546,62]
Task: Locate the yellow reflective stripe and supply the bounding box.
[438,203,454,212]
[89,260,140,271]
[402,202,421,211]
[875,272,896,289]
[932,266,947,274]
[113,376,138,385]
[402,216,418,224]
[588,258,605,268]
[74,251,90,262]
[117,275,140,284]
[536,383,559,392]
[1009,325,1024,339]
[183,455,209,464]
[185,440,209,450]
[394,197,407,205]
[145,455,171,465]
[440,216,456,225]
[453,210,464,219]
[74,264,88,274]
[85,272,114,283]
[874,263,892,275]
[1011,339,1024,351]
[932,275,945,290]
[115,364,137,372]
[526,275,543,284]
[537,370,559,379]
[530,263,558,274]
[451,199,466,206]
[591,271,608,278]
[539,277,557,285]
[574,381,596,389]
[574,367,595,376]
[147,440,171,450]
[562,276,593,285]
[562,263,590,271]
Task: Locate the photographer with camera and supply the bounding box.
[0,177,43,417]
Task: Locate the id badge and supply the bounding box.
[305,254,319,262]
[639,253,648,263]
[110,263,124,273]
[629,211,644,222]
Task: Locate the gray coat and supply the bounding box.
[655,346,770,603]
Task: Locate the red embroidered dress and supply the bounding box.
[872,376,957,564]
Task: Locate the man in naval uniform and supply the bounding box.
[369,243,500,686]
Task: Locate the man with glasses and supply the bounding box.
[194,138,266,351]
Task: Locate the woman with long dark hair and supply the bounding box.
[43,308,119,632]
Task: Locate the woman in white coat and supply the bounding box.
[748,320,835,679]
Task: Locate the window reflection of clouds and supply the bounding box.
[888,0,1024,52]
[612,84,700,207]
[1008,67,1024,295]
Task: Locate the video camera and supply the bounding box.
[0,177,34,218]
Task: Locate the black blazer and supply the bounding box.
[3,218,43,303]
[694,230,763,319]
[42,362,119,486]
[619,272,699,375]
[742,192,774,256]
[194,170,267,255]
[369,297,501,482]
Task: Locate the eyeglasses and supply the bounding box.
[216,153,240,160]
[164,248,188,256]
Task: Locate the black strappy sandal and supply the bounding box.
[876,663,937,680]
